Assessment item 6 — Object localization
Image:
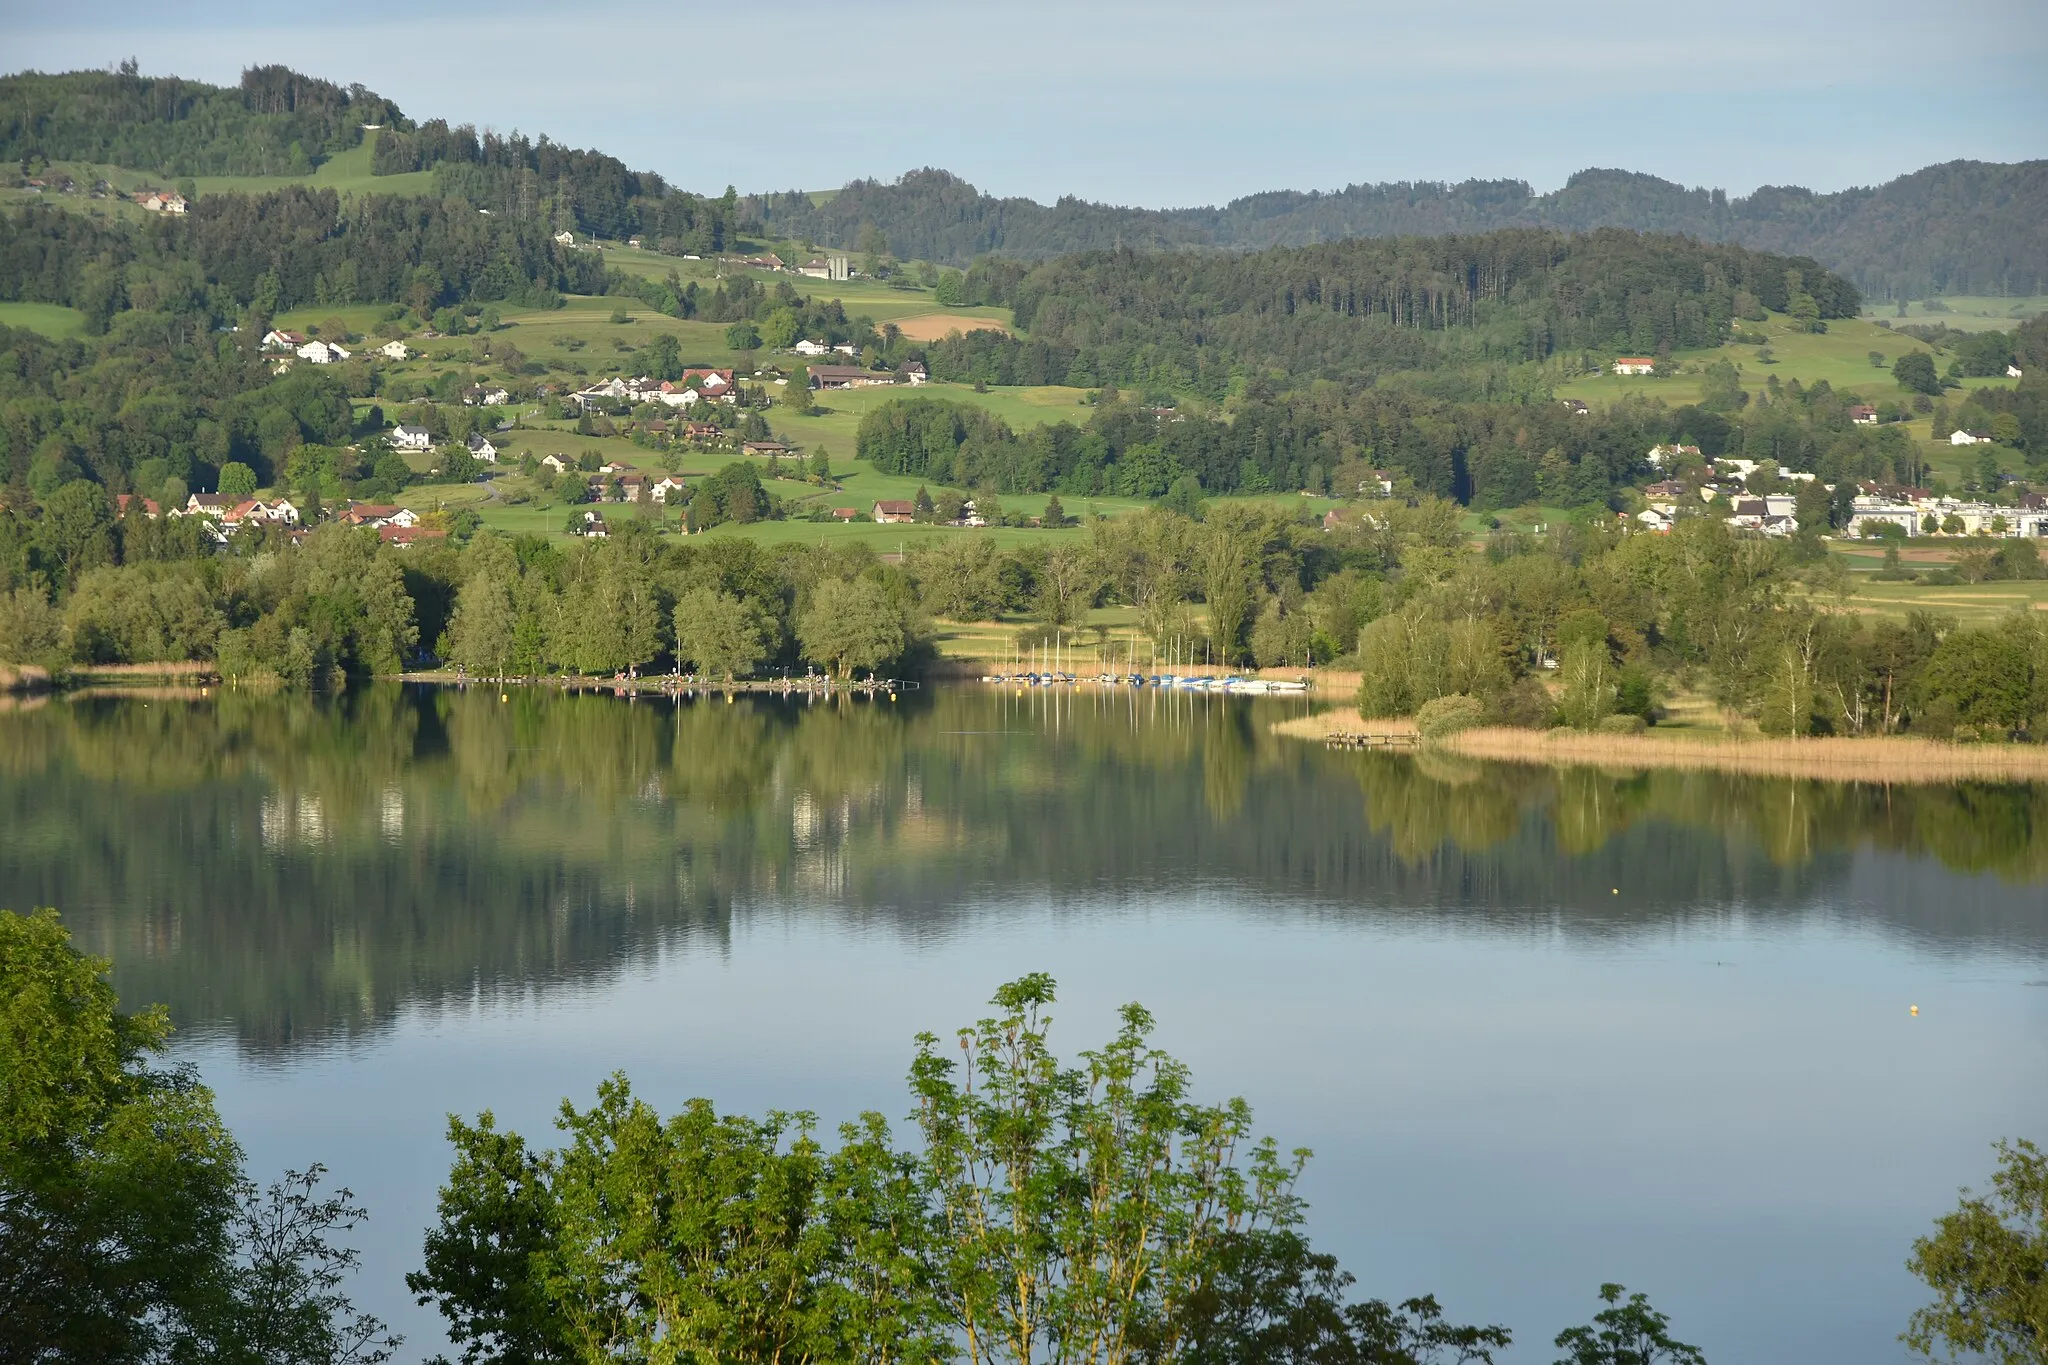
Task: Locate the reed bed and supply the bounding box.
[1441,726,2048,784]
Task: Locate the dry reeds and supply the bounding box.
[1440,725,2048,784]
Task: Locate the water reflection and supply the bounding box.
[0,684,2042,1056]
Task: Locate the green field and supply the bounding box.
[0,301,88,339]
[1864,296,2047,333]
[186,135,437,198]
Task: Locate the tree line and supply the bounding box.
[742,160,2048,300]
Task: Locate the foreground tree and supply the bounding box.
[1551,1284,1706,1365]
[1904,1138,2048,1365]
[0,908,394,1365]
[909,973,1310,1364]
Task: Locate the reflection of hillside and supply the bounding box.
[0,686,2042,1058]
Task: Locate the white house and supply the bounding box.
[2009,365,2025,379]
[466,433,499,462]
[903,361,928,385]
[376,339,412,361]
[1636,507,1675,533]
[1647,443,1701,468]
[462,385,510,407]
[391,424,434,451]
[260,329,306,352]
[652,475,688,503]
[1950,429,1991,446]
[296,340,350,364]
[136,191,187,214]
[540,453,575,474]
[1846,498,1921,538]
[554,230,576,246]
[1613,357,1656,376]
[654,382,700,408]
[791,339,829,357]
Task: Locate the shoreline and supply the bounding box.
[1275,710,2048,784]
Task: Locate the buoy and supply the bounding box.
[890,693,897,702]
[1910,1004,1919,1016]
[1612,888,1619,894]
[500,693,508,703]
[727,693,734,703]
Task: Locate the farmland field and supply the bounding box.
[1866,296,2047,332]
[0,301,88,339]
[888,312,1009,340]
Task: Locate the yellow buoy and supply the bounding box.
[500,693,508,703]
[1910,1004,1919,1016]
[727,693,735,703]
[890,693,897,702]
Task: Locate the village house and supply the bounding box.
[613,473,650,501]
[1612,357,1656,376]
[902,361,929,385]
[114,494,161,519]
[1559,398,1590,416]
[377,340,412,361]
[1635,507,1675,533]
[378,525,446,549]
[554,230,576,246]
[741,254,786,271]
[391,424,434,451]
[462,385,511,407]
[1950,429,1994,445]
[654,381,699,408]
[743,441,795,458]
[296,340,350,364]
[261,329,307,352]
[340,503,419,529]
[872,500,916,524]
[466,433,499,462]
[134,191,187,214]
[627,236,643,249]
[683,422,724,441]
[791,339,830,357]
[572,509,609,538]
[651,475,688,503]
[682,368,735,396]
[797,256,851,282]
[810,365,894,391]
[1848,405,1878,425]
[1725,496,1798,537]
[180,492,235,518]
[1646,444,1701,468]
[1644,479,1691,502]
[539,453,575,474]
[831,507,860,522]
[1845,497,1921,538]
[2009,365,2025,379]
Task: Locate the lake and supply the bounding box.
[2,683,2044,1362]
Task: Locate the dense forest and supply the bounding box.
[920,229,1860,394]
[0,64,406,176]
[745,161,2048,300]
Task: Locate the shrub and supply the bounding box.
[1415,693,1486,739]
[1597,714,1647,735]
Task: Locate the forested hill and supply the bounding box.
[744,162,2048,301]
[0,65,407,177]
[926,228,1858,393]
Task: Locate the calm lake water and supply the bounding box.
[2,683,2044,1363]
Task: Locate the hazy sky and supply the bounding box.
[7,0,2045,206]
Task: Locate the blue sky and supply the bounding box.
[6,0,2045,206]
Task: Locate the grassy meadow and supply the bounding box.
[1865,296,2048,332]
[1555,306,2025,486]
[0,301,88,339]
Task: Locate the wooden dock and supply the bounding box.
[1323,732,1421,750]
